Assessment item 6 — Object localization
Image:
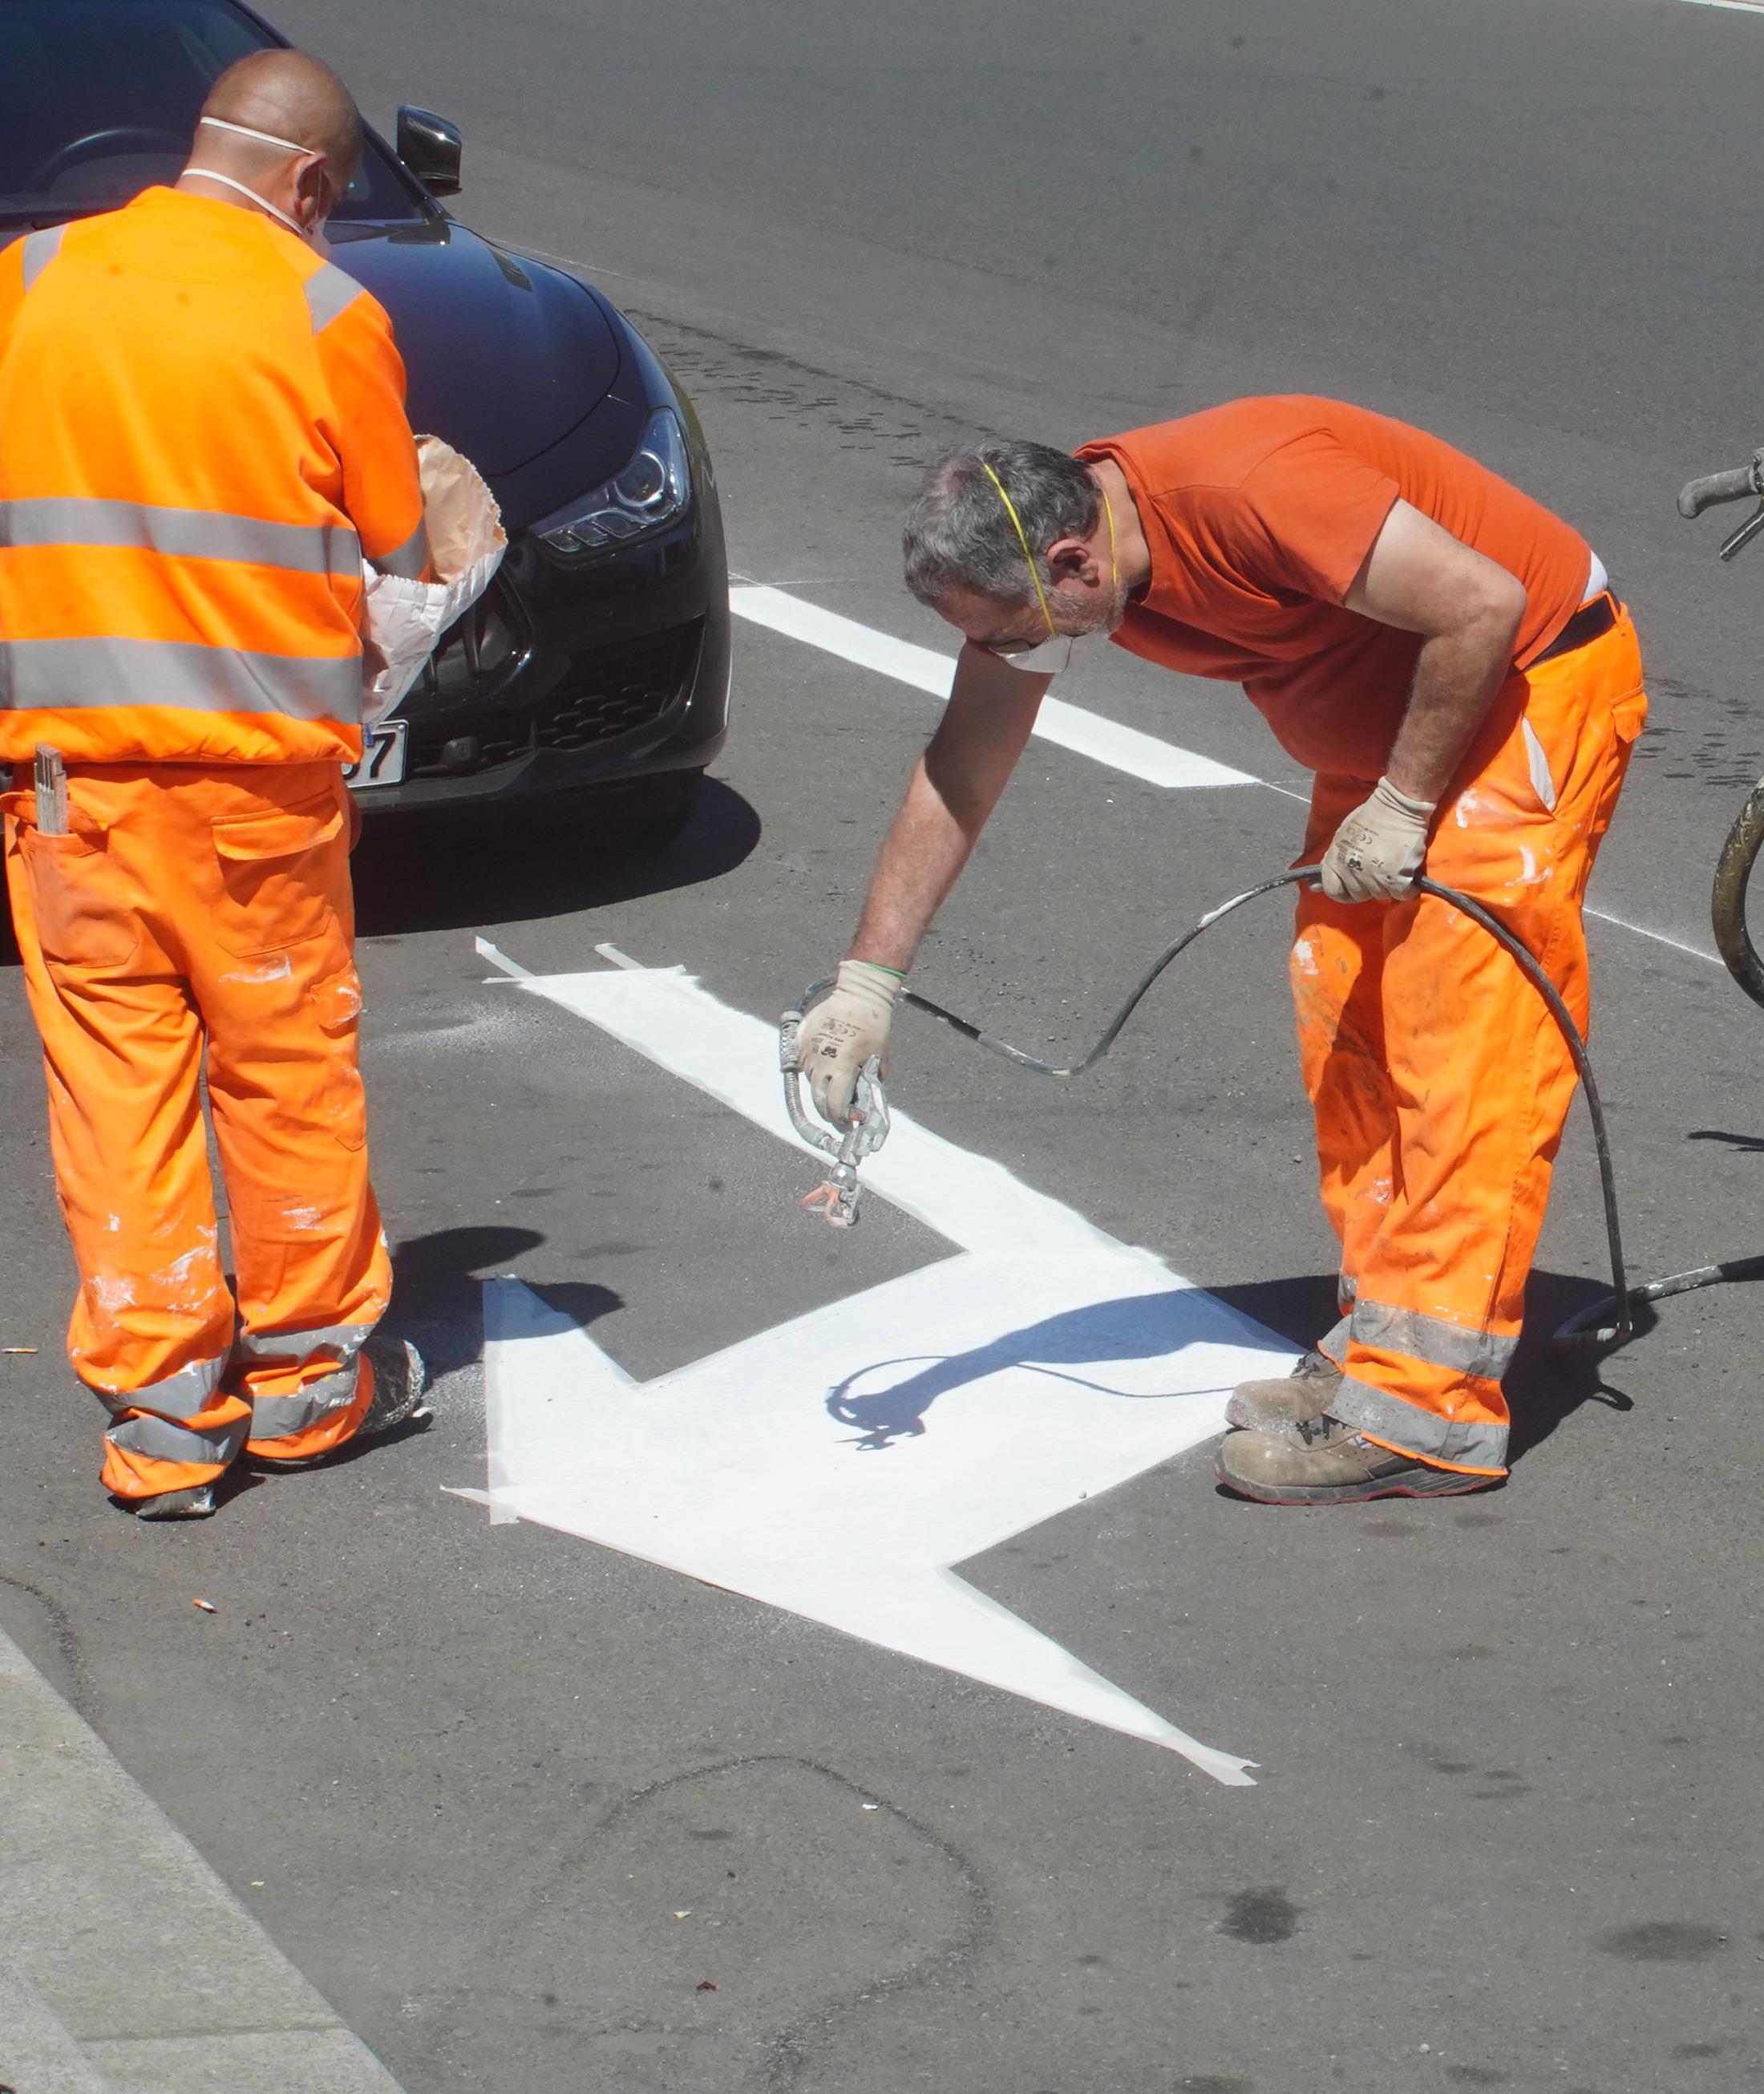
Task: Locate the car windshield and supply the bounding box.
[0,0,419,225]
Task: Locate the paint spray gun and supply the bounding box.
[779,982,891,1227]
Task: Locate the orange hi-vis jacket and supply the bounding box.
[0,186,427,766]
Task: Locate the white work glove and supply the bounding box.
[1319,776,1437,904]
[796,960,903,1126]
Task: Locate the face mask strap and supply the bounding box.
[187,166,313,237]
[979,460,1058,641]
[199,115,317,158]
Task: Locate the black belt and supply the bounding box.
[1529,588,1619,668]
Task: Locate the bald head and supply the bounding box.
[194,49,363,178]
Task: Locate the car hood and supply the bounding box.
[327,221,621,479]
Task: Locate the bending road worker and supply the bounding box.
[0,51,434,1518]
[795,399,1645,1505]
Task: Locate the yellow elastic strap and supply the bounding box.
[979,459,1057,640]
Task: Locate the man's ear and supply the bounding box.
[1050,536,1088,586]
[294,154,331,219]
[1045,533,1100,586]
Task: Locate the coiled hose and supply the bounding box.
[898,869,1639,1352]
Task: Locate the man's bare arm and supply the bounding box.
[1345,499,1527,804]
[848,642,1049,971]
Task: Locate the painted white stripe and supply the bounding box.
[1673,0,1764,12]
[1584,908,1720,964]
[470,936,1293,1780]
[730,583,1256,790]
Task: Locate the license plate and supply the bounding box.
[346,719,408,791]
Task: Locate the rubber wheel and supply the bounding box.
[1711,776,1764,1011]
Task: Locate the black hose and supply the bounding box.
[902,868,1634,1352]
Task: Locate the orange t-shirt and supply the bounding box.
[1075,398,1590,779]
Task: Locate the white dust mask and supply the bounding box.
[985,628,1108,678]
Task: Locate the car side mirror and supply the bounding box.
[396,107,463,196]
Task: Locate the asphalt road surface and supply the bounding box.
[5,2,1764,2089]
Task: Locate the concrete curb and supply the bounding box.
[0,1628,406,2094]
[0,1959,111,2093]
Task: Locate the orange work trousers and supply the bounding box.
[3,761,390,1501]
[1292,609,1646,1476]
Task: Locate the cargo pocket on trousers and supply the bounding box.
[313,965,368,1152]
[16,824,141,972]
[1611,682,1648,748]
[212,796,345,958]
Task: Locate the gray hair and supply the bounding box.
[903,441,1101,610]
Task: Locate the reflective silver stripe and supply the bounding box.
[235,1320,372,1367]
[0,497,361,578]
[19,225,66,291]
[303,261,365,333]
[1337,1272,1357,1310]
[1316,1314,1351,1368]
[249,1363,361,1443]
[1350,1298,1518,1381]
[106,1408,247,1468]
[87,1353,227,1424]
[372,517,431,581]
[0,637,361,723]
[1329,1372,1508,1474]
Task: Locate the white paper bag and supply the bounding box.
[360,435,507,724]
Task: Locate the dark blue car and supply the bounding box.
[1,0,730,834]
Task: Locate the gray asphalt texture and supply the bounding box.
[4,2,1764,2089]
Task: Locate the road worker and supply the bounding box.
[795,399,1645,1504]
[0,51,434,1518]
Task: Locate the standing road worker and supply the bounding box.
[794,399,1645,1504]
[0,51,433,1518]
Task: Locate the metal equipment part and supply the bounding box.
[779,991,890,1227]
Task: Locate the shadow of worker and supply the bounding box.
[390,1223,623,1383]
[825,1289,1276,1451]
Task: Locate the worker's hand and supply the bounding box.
[1319,776,1436,904]
[795,960,903,1125]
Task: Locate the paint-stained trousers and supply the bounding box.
[1292,610,1646,1476]
[3,761,389,1501]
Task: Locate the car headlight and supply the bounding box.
[534,407,692,557]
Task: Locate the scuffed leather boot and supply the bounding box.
[129,1483,216,1521]
[1215,1415,1499,1505]
[1224,1350,1342,1433]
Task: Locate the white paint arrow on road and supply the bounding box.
[454,942,1298,1783]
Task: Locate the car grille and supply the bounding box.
[535,629,699,751]
[404,624,702,780]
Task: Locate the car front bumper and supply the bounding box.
[356,478,730,820]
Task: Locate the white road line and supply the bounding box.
[730,583,1256,790]
[1584,909,1720,965]
[1673,1,1764,12]
[467,937,1293,1779]
[734,581,1726,968]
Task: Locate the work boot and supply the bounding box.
[1224,1350,1342,1433]
[1215,1415,1498,1505]
[128,1482,217,1521]
[262,1337,433,1470]
[354,1336,433,1444]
